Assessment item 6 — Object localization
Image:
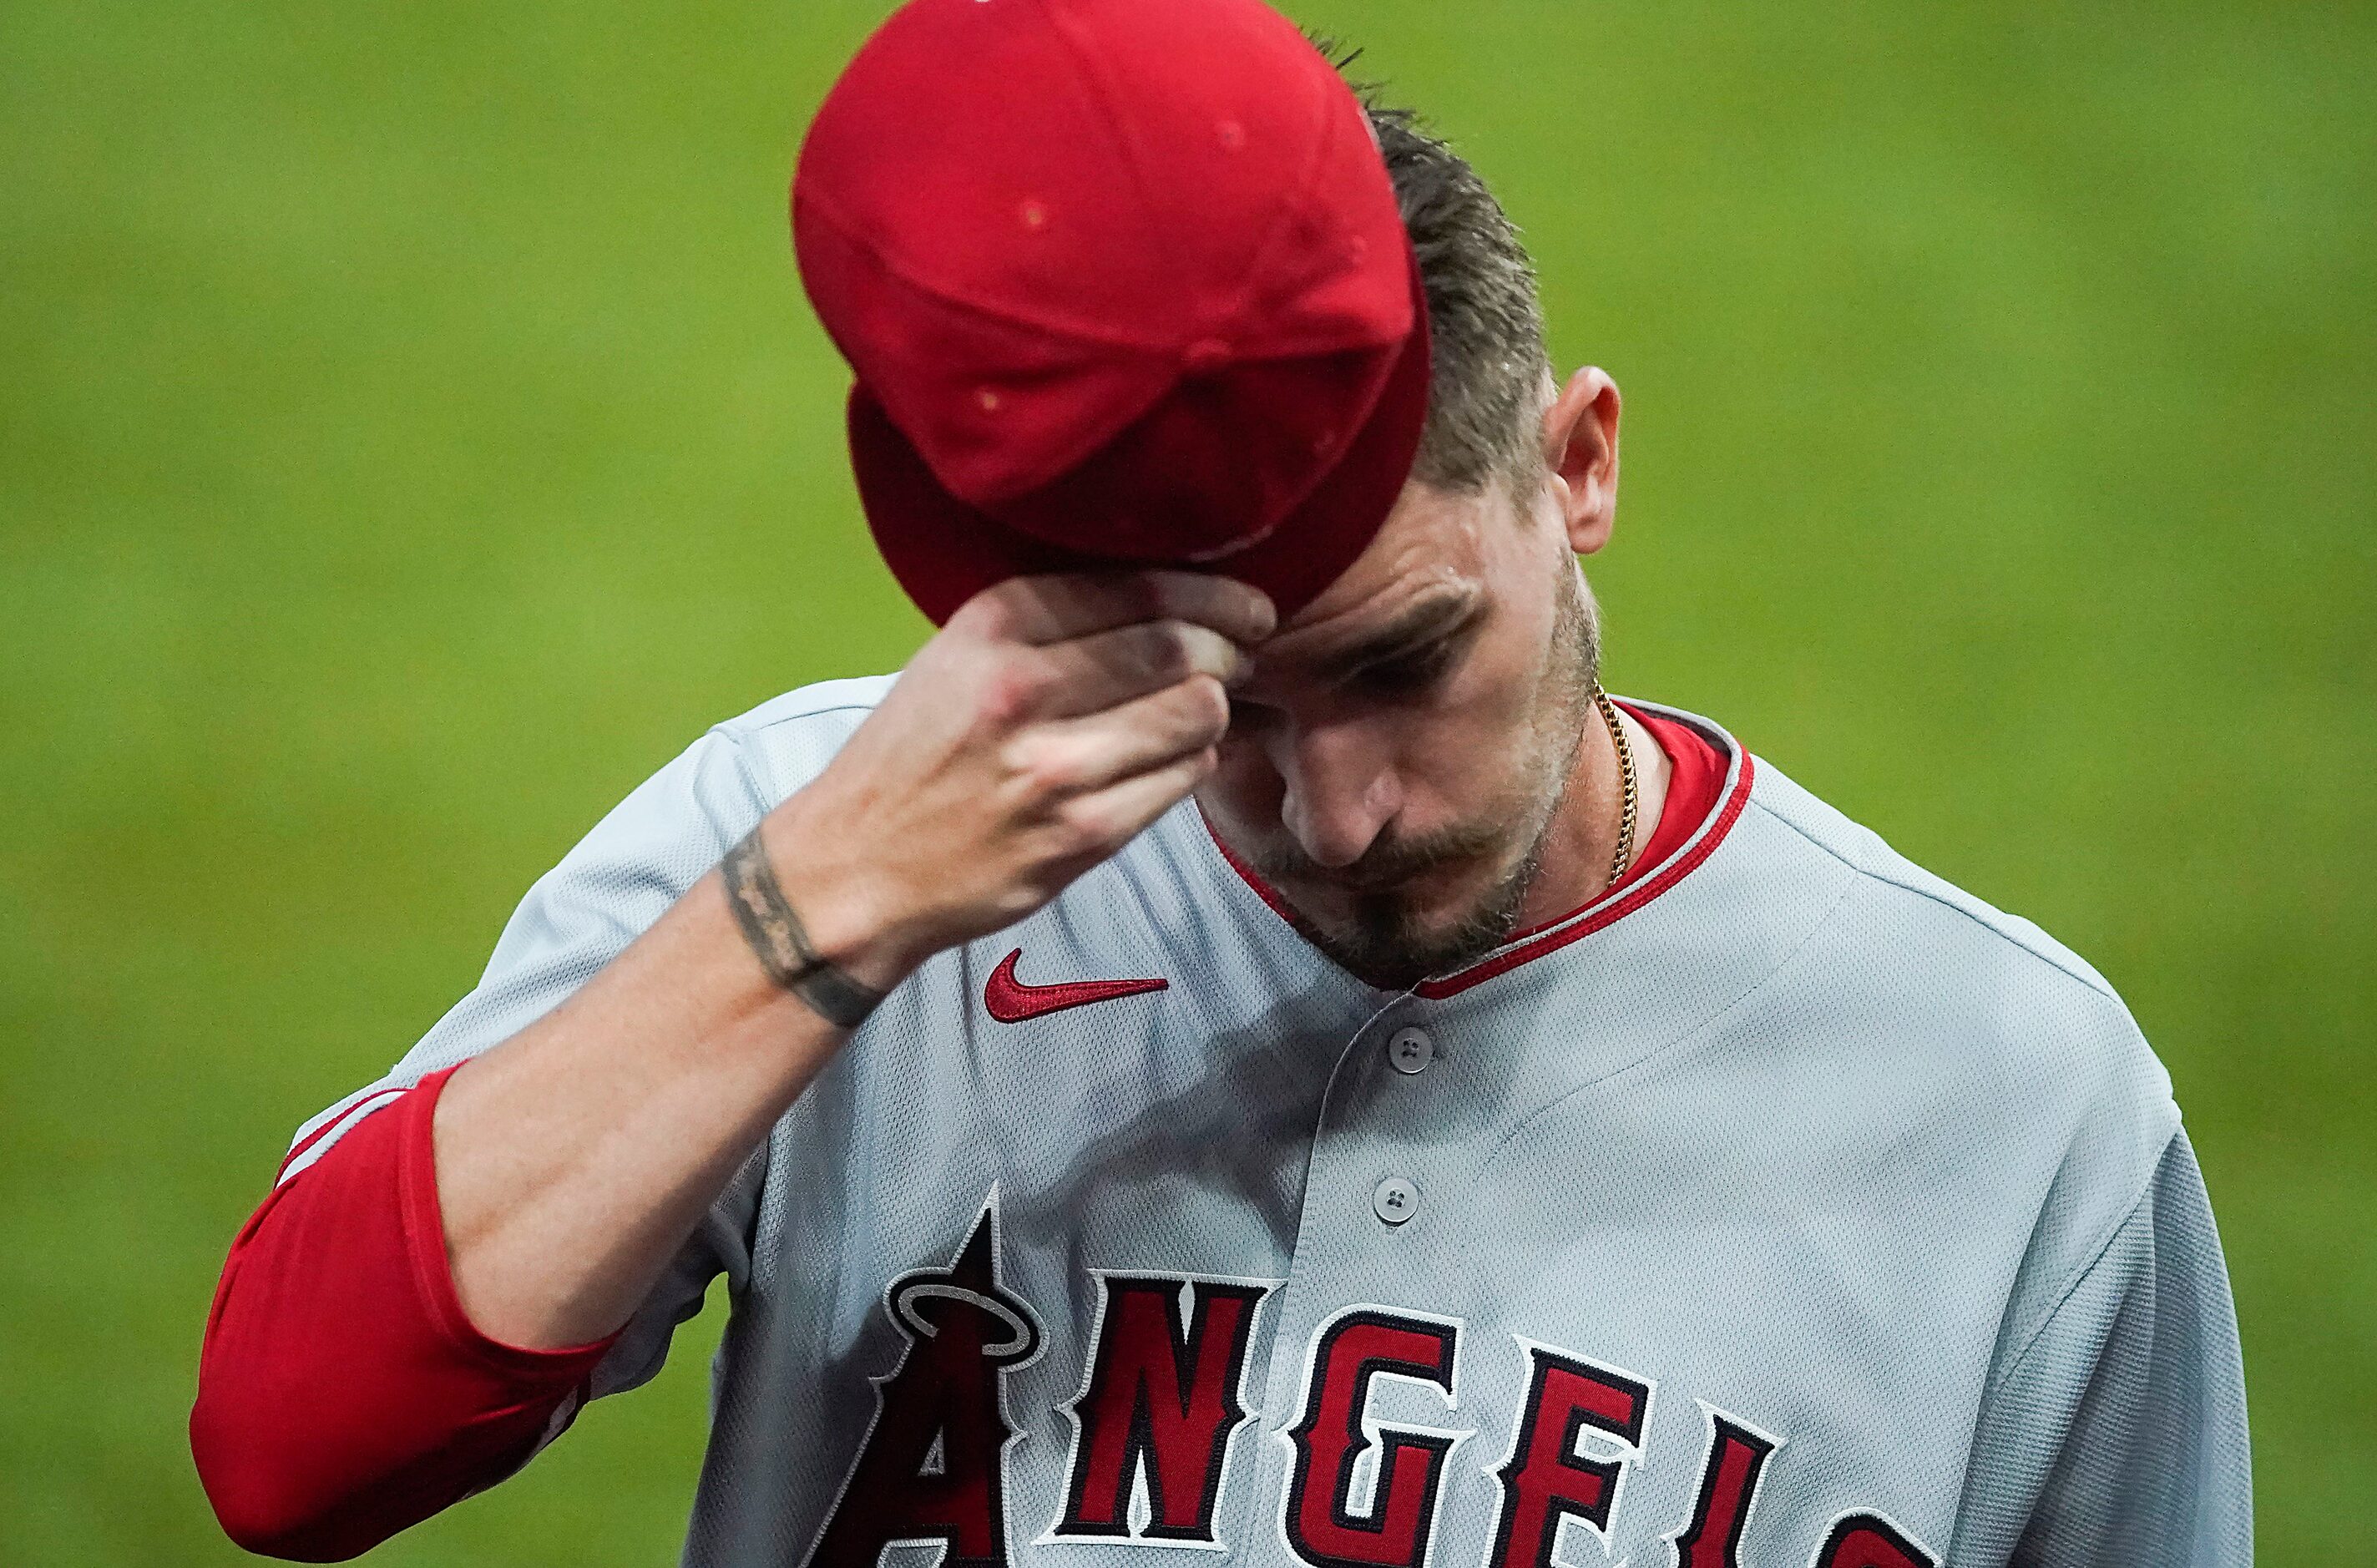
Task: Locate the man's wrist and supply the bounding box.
[719,824,894,1030]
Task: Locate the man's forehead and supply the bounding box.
[1263,483,1490,662]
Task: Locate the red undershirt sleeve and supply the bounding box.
[190,1064,620,1561]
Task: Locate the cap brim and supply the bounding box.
[849,255,1433,627]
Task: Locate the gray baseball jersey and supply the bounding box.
[287,679,2252,1567]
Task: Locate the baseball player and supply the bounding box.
[191,0,2251,1565]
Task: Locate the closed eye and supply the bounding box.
[1351,632,1464,695]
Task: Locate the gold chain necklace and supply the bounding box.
[1591,684,1638,891]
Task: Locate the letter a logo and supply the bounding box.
[806,1195,1044,1568]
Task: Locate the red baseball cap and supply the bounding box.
[793,0,1430,625]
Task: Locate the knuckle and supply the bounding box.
[976,655,1047,726]
[977,677,1027,727]
[949,590,1011,641]
[1055,796,1122,854]
[1142,621,1196,681]
[1003,733,1080,798]
[1023,807,1086,865]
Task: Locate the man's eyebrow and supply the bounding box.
[1303,589,1484,683]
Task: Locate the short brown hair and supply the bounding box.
[1358,88,1552,495]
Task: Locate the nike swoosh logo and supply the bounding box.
[983,948,1168,1024]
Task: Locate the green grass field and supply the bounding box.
[3,1,2370,1561]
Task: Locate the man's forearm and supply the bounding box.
[428,571,1265,1352]
[432,855,856,1349]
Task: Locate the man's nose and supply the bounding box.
[1274,724,1400,870]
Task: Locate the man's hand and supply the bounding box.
[430,571,1269,1349]
[765,572,1276,993]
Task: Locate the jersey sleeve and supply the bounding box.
[1950,1130,2253,1565]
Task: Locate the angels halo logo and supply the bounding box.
[804,1194,1044,1568]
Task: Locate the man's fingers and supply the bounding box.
[1025,620,1246,720]
[1006,675,1231,799]
[1056,746,1219,859]
[959,571,1276,650]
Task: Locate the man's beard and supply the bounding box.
[1245,570,1601,990]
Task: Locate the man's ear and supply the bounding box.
[1542,367,1621,555]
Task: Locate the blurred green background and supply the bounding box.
[3,0,2370,1560]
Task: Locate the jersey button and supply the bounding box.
[1386,1026,1435,1075]
[1373,1177,1419,1226]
